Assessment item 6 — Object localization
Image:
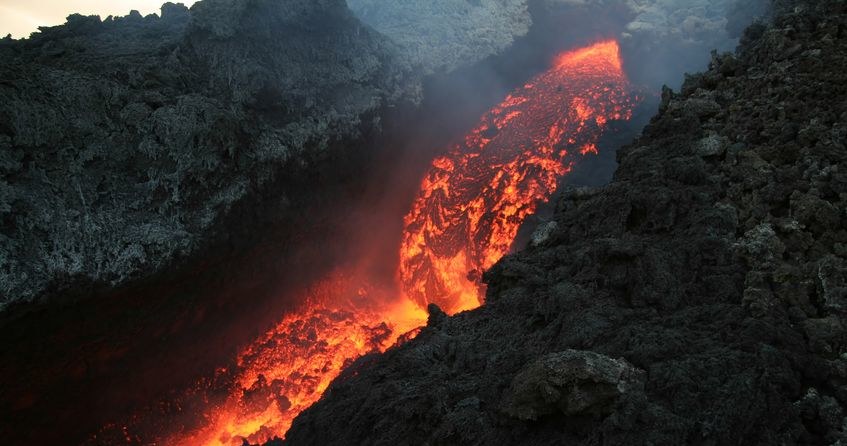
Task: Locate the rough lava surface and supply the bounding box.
[346,0,532,74]
[283,0,847,444]
[0,0,411,308]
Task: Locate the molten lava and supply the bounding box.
[159,274,427,446]
[113,40,636,446]
[399,39,634,314]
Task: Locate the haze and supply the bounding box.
[0,1,198,38]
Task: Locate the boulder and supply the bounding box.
[501,350,645,420]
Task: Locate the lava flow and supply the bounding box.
[400,39,635,314]
[157,273,427,446]
[126,39,635,446]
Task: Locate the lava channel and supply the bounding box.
[99,39,638,446]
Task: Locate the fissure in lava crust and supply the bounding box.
[106,39,638,446]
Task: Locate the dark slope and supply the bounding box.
[0,0,409,306]
[284,1,847,444]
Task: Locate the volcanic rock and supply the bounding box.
[500,350,645,420]
[0,0,412,308]
[530,221,559,247]
[346,0,532,74]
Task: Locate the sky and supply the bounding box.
[0,1,198,38]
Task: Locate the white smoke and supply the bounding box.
[346,0,532,74]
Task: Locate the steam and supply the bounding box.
[346,0,772,88]
[614,0,772,87]
[346,0,532,74]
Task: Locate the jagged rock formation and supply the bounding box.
[0,0,411,308]
[284,0,847,444]
[500,350,646,420]
[346,0,532,74]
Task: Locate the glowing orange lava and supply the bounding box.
[125,40,635,446]
[158,275,427,446]
[399,39,634,314]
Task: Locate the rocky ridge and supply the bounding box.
[0,0,412,308]
[283,0,847,444]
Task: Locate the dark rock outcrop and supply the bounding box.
[500,350,645,421]
[0,0,411,307]
[284,0,847,444]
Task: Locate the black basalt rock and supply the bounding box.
[0,0,412,308]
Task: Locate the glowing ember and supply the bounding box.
[107,40,636,446]
[399,40,634,314]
